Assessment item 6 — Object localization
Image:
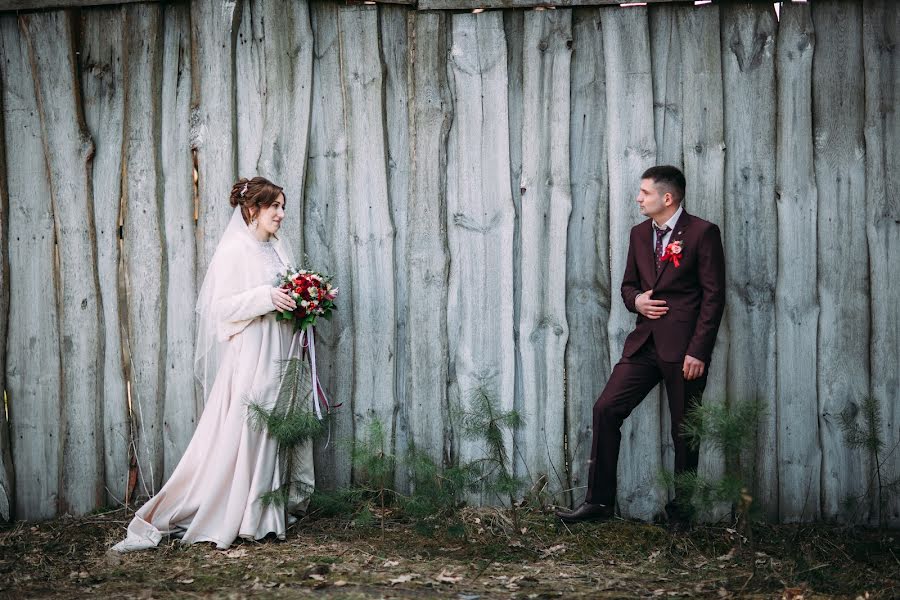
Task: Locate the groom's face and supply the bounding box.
[636,178,670,219]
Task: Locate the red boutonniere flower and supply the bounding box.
[661,240,683,267]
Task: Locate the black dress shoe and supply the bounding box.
[555,502,614,523]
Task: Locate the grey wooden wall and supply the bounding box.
[0,0,896,526]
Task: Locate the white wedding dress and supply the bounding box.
[113,208,314,552]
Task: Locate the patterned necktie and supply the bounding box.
[654,225,670,272]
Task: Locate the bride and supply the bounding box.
[113,177,315,551]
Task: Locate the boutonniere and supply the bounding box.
[661,240,683,267]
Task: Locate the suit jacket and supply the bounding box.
[620,210,726,364]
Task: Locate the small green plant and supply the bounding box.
[839,396,900,528]
[662,398,766,533]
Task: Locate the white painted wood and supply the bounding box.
[160,2,197,482]
[863,0,900,528]
[677,4,728,521]
[236,0,313,250]
[774,2,820,523]
[565,7,609,508]
[80,5,129,506]
[446,11,516,500]
[304,1,353,488]
[601,6,663,521]
[380,3,411,491]
[721,2,779,520]
[0,15,61,520]
[338,4,397,461]
[406,10,451,470]
[517,7,572,497]
[811,0,869,522]
[192,0,239,275]
[121,3,165,499]
[22,9,103,516]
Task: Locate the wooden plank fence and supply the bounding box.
[0,0,896,526]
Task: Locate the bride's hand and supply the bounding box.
[270,287,297,312]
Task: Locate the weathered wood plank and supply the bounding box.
[80,5,128,506]
[236,0,312,250]
[774,1,820,523]
[0,14,61,520]
[0,0,149,11]
[502,7,524,495]
[565,7,609,508]
[0,48,11,522]
[863,0,900,528]
[406,10,451,470]
[338,4,397,470]
[22,9,103,516]
[811,0,869,522]
[420,0,687,10]
[602,5,663,521]
[648,3,681,500]
[192,0,239,275]
[446,10,516,499]
[304,1,353,489]
[676,4,728,521]
[721,1,778,520]
[517,7,571,497]
[121,3,165,499]
[380,3,411,491]
[160,1,196,482]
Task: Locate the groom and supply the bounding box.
[558,165,726,524]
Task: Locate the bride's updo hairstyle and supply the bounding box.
[229,176,285,225]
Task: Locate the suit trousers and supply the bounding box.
[585,336,707,506]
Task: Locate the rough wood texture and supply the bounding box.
[446,11,516,496]
[160,2,196,482]
[677,3,728,521]
[565,7,609,508]
[22,9,103,516]
[775,1,820,522]
[420,0,683,10]
[721,2,779,519]
[121,3,165,498]
[380,4,411,491]
[517,7,571,496]
[304,2,353,489]
[406,10,451,469]
[192,0,239,275]
[863,0,900,527]
[812,0,869,522]
[0,34,10,521]
[338,4,397,466]
[0,14,61,520]
[236,0,312,249]
[0,0,148,10]
[79,5,129,507]
[602,6,663,521]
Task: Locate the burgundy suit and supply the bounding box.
[585,209,726,508]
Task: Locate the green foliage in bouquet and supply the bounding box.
[661,398,766,528]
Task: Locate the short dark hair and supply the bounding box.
[641,165,685,203]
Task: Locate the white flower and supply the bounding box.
[300,300,309,308]
[668,241,683,255]
[309,287,319,297]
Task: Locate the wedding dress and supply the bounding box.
[112,207,314,552]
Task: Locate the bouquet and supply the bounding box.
[274,267,338,331]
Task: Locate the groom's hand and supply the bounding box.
[635,289,668,319]
[683,355,705,380]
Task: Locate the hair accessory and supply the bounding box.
[240,182,249,198]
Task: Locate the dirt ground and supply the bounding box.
[1,506,897,599]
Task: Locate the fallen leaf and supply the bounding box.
[649,549,662,562]
[436,569,463,584]
[540,544,567,558]
[176,578,194,584]
[389,574,418,585]
[309,573,326,582]
[225,548,248,559]
[334,580,347,587]
[383,560,400,567]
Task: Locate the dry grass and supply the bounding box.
[1,506,897,599]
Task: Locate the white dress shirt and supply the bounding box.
[651,205,684,253]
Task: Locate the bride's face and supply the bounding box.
[253,194,286,238]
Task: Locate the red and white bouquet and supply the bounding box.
[275,268,338,331]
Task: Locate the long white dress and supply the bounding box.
[113,211,315,552]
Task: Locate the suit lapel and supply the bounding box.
[639,220,656,282]
[653,210,691,287]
